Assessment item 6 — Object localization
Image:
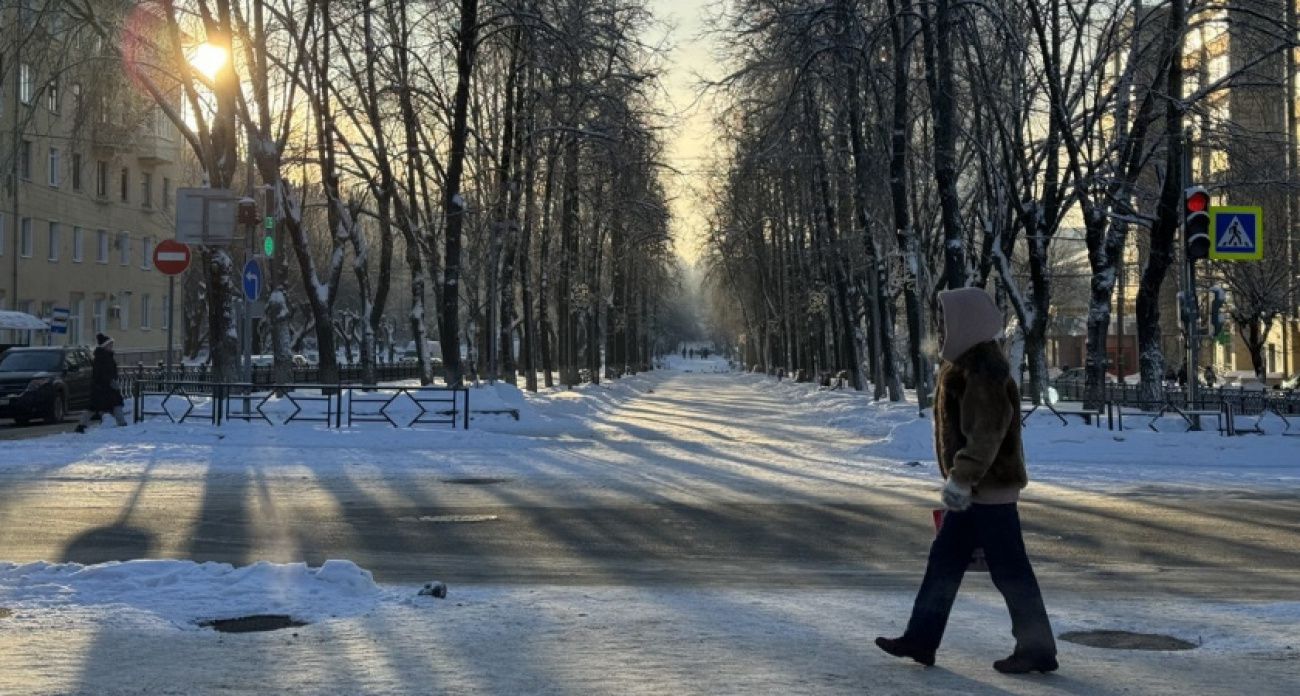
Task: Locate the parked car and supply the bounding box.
[1275,372,1300,391]
[249,354,310,368]
[401,340,444,367]
[0,346,95,425]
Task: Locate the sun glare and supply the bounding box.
[189,43,227,80]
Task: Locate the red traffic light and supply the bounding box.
[1184,186,1210,213]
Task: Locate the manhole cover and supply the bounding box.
[198,614,307,633]
[442,477,509,485]
[0,607,13,619]
[1060,630,1198,651]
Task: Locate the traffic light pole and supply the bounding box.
[1182,130,1203,429]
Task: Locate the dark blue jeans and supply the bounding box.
[904,503,1056,658]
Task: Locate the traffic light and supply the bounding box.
[1184,186,1211,260]
[1208,286,1226,337]
[1177,291,1194,329]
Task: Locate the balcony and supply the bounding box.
[136,132,180,165]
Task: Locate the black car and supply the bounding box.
[0,346,95,425]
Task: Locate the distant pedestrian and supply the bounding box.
[76,333,127,433]
[876,287,1057,675]
[1177,365,1188,387]
[1204,365,1217,388]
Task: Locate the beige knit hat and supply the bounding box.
[937,288,1004,361]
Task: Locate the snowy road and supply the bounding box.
[2,362,1298,694]
[2,369,1298,597]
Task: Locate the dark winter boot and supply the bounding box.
[993,653,1058,674]
[74,425,86,434]
[874,636,935,666]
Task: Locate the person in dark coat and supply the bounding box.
[876,287,1057,675]
[76,333,127,432]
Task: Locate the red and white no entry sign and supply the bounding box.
[153,239,192,275]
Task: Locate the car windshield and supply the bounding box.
[0,351,62,373]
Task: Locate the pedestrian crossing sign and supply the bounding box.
[1209,206,1263,260]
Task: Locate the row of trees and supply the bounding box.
[702,0,1299,406]
[47,0,682,389]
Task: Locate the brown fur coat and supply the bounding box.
[934,341,1027,501]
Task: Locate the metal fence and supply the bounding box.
[131,379,470,429]
[119,360,426,397]
[1052,382,1300,416]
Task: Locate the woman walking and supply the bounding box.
[876,287,1058,674]
[75,333,128,433]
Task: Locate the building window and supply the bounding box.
[161,293,170,330]
[93,297,105,334]
[71,153,82,190]
[96,229,108,263]
[71,83,82,115]
[120,167,129,202]
[20,218,33,257]
[141,235,152,268]
[141,171,153,208]
[47,77,59,113]
[47,221,59,261]
[118,231,130,265]
[118,295,129,331]
[19,140,32,179]
[140,294,152,329]
[96,161,108,196]
[47,148,59,187]
[72,226,83,262]
[20,63,32,104]
[70,298,83,345]
[162,177,172,210]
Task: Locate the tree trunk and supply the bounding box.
[921,0,966,292]
[556,136,581,386]
[888,0,929,408]
[1135,0,1185,403]
[439,0,480,387]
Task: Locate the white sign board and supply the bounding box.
[176,188,238,245]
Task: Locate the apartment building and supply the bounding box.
[1188,1,1299,380]
[1,3,185,360]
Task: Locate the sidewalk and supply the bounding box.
[2,584,1296,695]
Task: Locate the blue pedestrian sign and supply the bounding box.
[1209,206,1263,260]
[242,258,263,300]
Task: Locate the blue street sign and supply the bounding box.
[1209,206,1263,260]
[49,307,69,335]
[242,258,263,300]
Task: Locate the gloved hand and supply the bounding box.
[941,478,972,512]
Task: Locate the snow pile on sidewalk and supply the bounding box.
[719,366,1300,494]
[0,559,381,629]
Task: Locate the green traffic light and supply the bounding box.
[263,235,274,256]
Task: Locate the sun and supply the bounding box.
[188,43,227,80]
